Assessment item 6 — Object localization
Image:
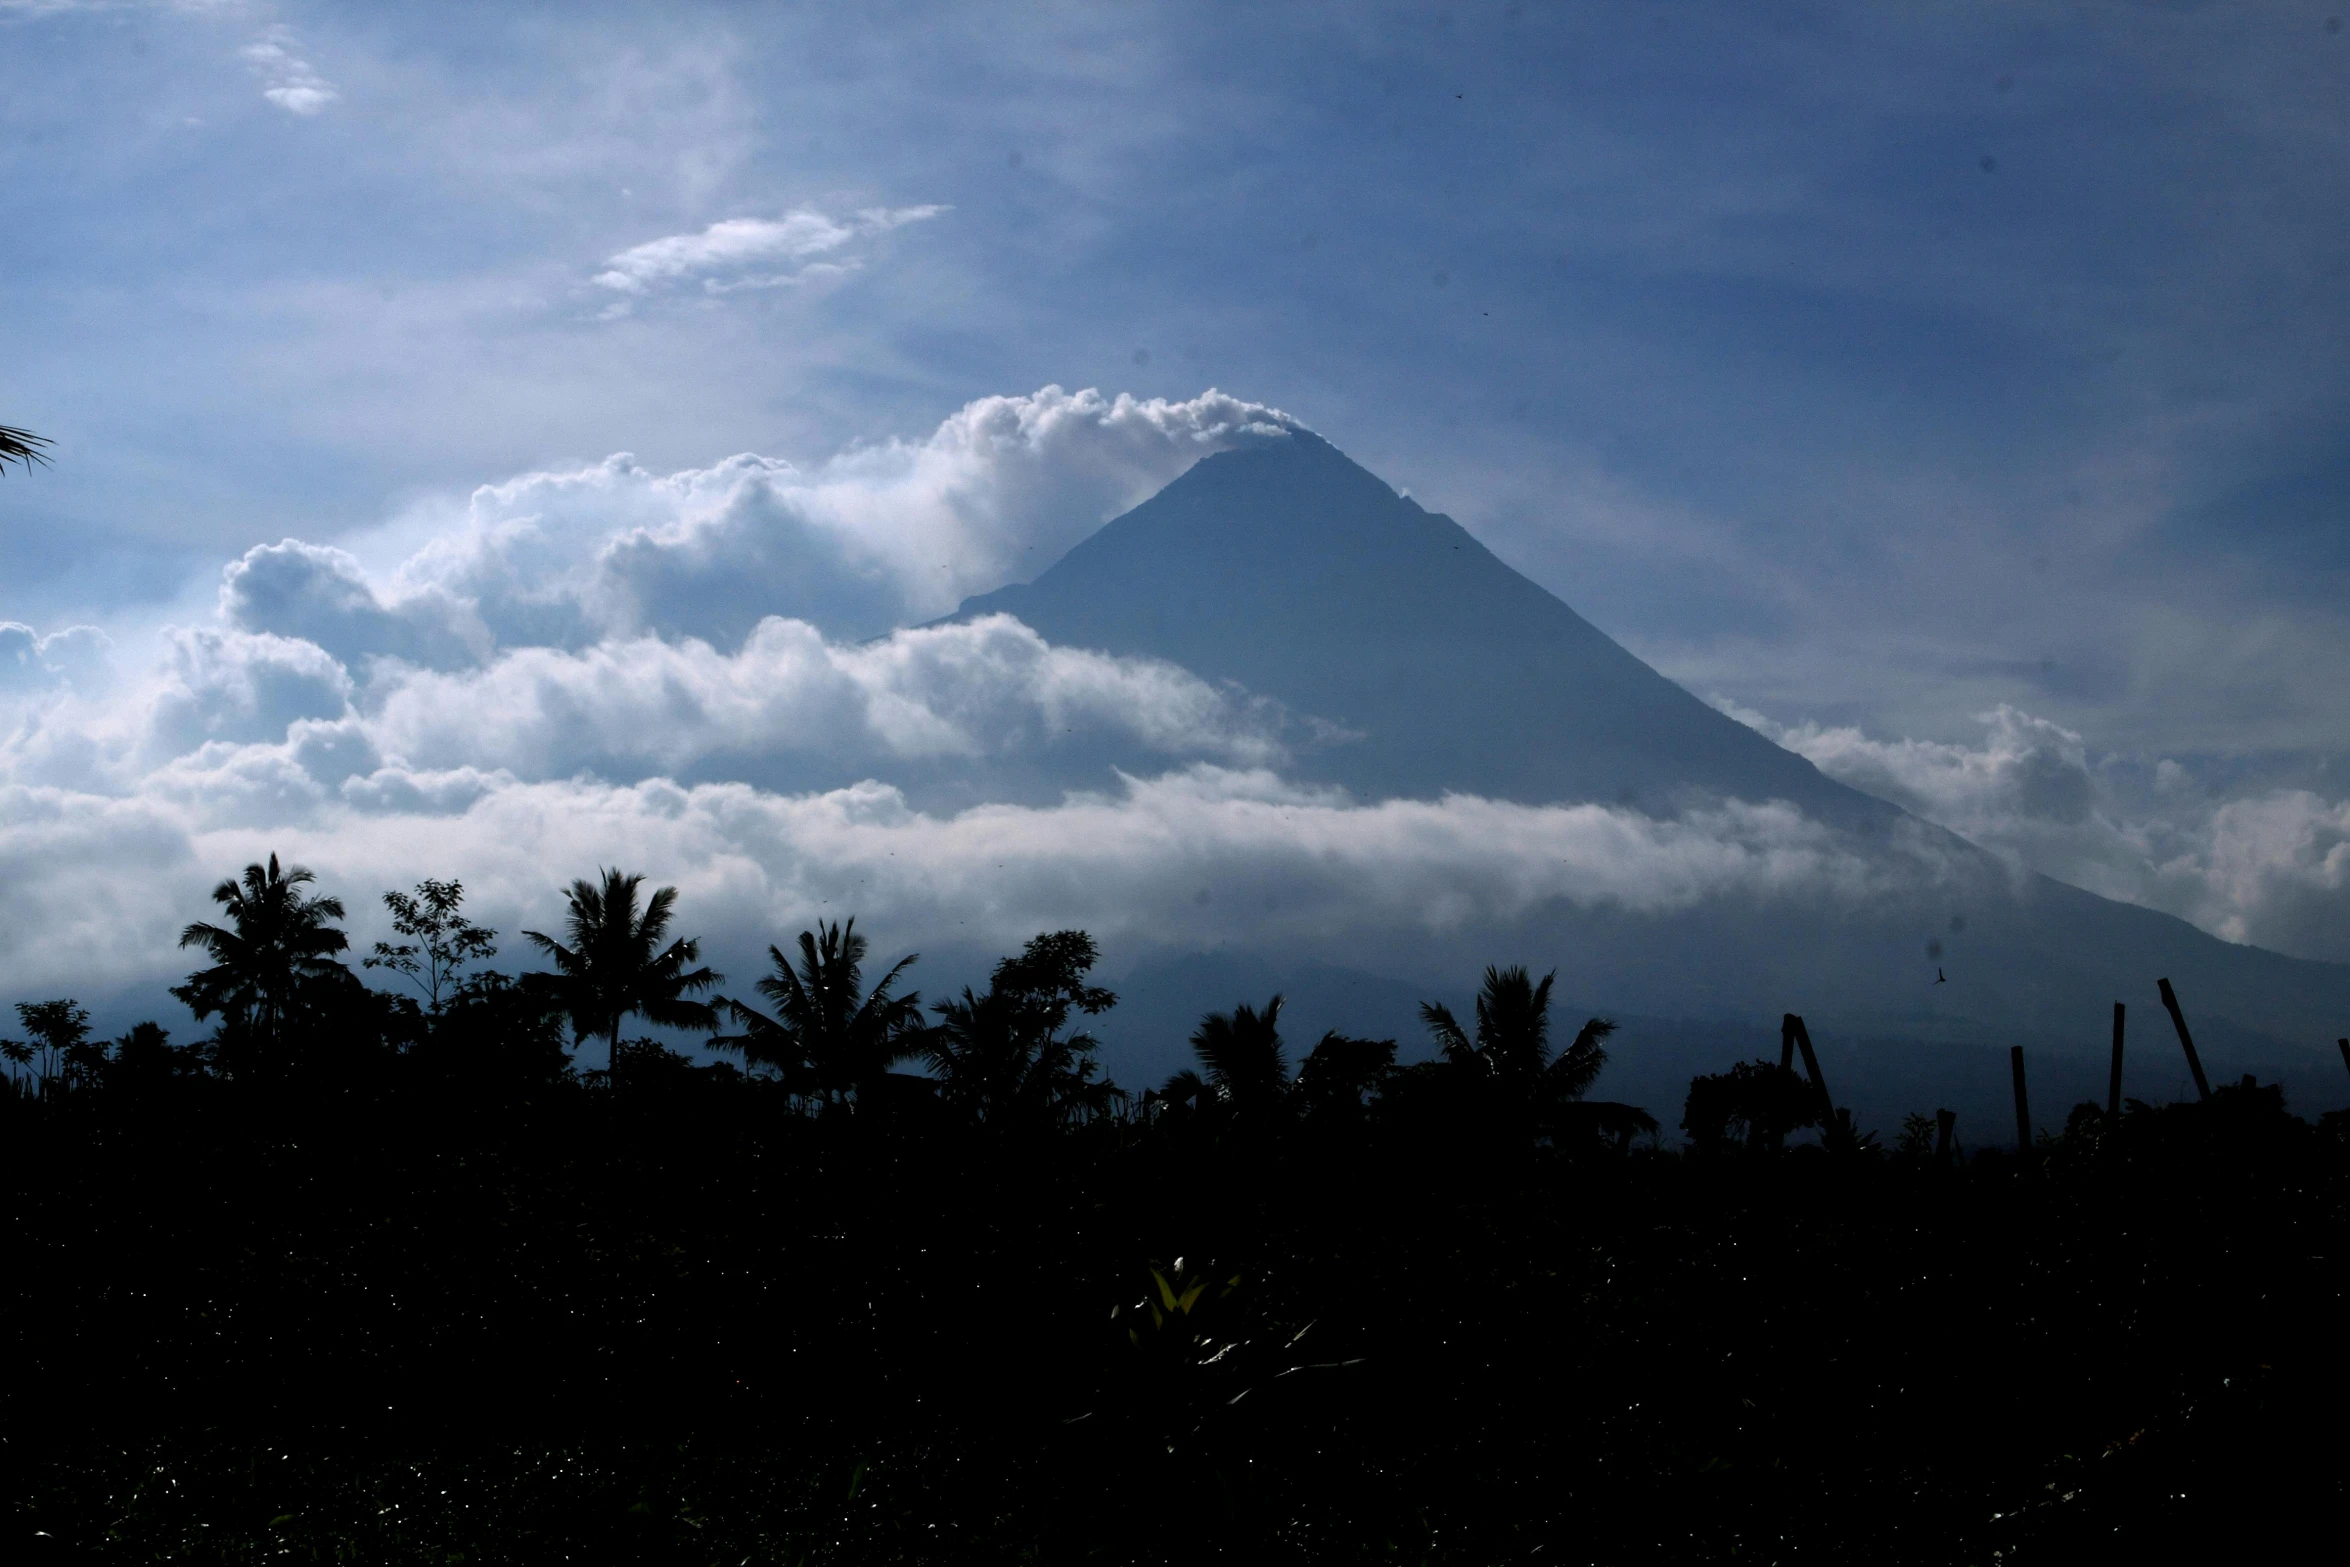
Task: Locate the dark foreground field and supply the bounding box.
[5,1072,2347,1565]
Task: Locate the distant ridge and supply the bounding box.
[962,430,1891,824]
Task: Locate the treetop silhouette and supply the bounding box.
[922,929,1121,1129]
[522,868,719,1087]
[367,878,496,1014]
[173,853,354,1077]
[714,917,921,1111]
[1165,994,1291,1128]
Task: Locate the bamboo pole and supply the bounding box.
[2010,1045,2032,1154]
[2155,978,2213,1101]
[2107,1002,2126,1118]
[1785,1013,1834,1125]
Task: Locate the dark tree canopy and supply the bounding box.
[1421,965,1617,1098]
[1682,1058,1821,1153]
[173,854,354,1076]
[1294,1031,1397,1121]
[715,918,921,1110]
[1173,994,1291,1124]
[522,868,719,1085]
[923,929,1121,1129]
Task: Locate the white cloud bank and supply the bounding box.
[1718,700,2350,963]
[138,611,1295,794]
[0,761,1932,1006]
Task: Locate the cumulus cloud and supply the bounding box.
[356,613,1298,784]
[1730,703,2100,841]
[1717,698,2350,963]
[10,601,1293,813]
[228,385,1299,654]
[148,627,353,758]
[220,539,486,670]
[591,205,946,311]
[242,26,337,115]
[2163,791,2350,954]
[0,621,107,692]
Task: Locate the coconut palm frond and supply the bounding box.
[1418,1001,1475,1066]
[0,425,52,475]
[1189,995,1288,1109]
[1546,1017,1618,1103]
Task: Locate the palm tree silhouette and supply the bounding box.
[1420,965,1615,1094]
[1420,966,1639,1142]
[0,425,51,475]
[522,869,720,1088]
[923,930,1122,1130]
[1178,995,1291,1121]
[715,918,920,1112]
[173,854,351,1075]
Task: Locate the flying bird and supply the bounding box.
[1935,968,1948,985]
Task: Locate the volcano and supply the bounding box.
[955,428,2350,1118]
[963,429,1886,826]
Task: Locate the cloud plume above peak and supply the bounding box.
[225,385,1300,658]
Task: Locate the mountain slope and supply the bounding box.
[961,429,1890,825]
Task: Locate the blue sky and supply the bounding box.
[3,1,2349,1008]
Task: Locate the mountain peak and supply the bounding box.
[959,433,1888,823]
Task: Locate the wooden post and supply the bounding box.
[1785,1013,1834,1124]
[2155,978,2213,1101]
[2107,1002,2126,1118]
[1934,1107,1956,1167]
[2010,1045,2032,1154]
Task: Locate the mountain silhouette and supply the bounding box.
[962,429,1886,825]
[956,428,2350,1096]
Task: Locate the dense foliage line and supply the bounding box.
[4,856,2347,1562]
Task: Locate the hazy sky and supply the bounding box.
[3,1,2348,1008]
